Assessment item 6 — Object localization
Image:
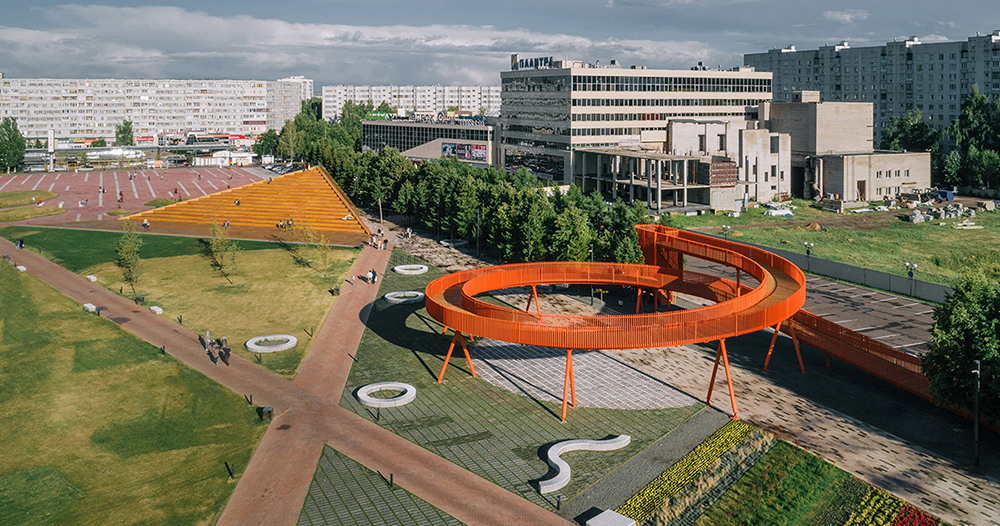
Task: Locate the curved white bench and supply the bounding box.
[384,291,426,304]
[246,334,298,353]
[393,264,428,275]
[538,435,631,494]
[356,382,417,408]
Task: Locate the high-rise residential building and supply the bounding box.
[744,31,1000,142]
[0,76,312,141]
[321,85,501,120]
[278,75,315,101]
[499,57,772,184]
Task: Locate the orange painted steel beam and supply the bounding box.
[437,331,460,383]
[764,321,782,371]
[561,349,576,422]
[789,323,805,375]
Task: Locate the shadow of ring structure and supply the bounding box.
[425,225,806,421]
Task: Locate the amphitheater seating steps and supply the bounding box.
[123,166,371,242]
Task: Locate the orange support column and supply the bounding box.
[459,332,477,378]
[788,323,805,374]
[763,321,782,370]
[525,285,541,315]
[706,343,724,405]
[437,331,460,382]
[635,287,642,314]
[719,339,739,419]
[561,349,576,422]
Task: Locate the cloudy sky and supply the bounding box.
[1,1,997,87]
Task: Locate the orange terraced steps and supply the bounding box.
[122,166,371,243]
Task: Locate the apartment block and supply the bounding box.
[321,85,501,120]
[0,76,312,141]
[745,31,1000,142]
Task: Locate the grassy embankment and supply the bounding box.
[0,261,268,525]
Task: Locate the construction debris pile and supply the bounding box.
[908,202,977,223]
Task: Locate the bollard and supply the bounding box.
[160,345,165,355]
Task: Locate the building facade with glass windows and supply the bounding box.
[744,31,1000,143]
[499,58,773,184]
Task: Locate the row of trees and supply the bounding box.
[879,85,1000,188]
[0,118,26,173]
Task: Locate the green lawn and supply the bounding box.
[336,250,705,511]
[725,211,1000,287]
[0,226,279,273]
[0,261,268,525]
[666,199,834,229]
[0,205,67,223]
[0,190,58,208]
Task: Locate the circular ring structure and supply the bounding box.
[425,225,806,350]
[246,334,298,353]
[356,382,417,408]
[384,291,426,304]
[393,264,428,275]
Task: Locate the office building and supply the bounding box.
[499,56,773,186]
[744,31,1000,141]
[362,119,496,167]
[321,85,501,120]
[0,76,311,143]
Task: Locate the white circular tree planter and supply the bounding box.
[356,382,417,408]
[246,334,298,353]
[393,264,428,275]
[384,291,425,304]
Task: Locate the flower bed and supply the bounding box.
[844,488,904,526]
[893,505,940,526]
[616,420,753,522]
[652,426,777,526]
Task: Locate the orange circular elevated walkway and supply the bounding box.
[425,225,807,420]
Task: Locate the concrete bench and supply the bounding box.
[16,266,27,272]
[150,306,163,315]
[83,303,97,312]
[86,275,98,282]
[538,435,631,494]
[356,382,417,408]
[587,510,636,526]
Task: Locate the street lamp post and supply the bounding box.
[804,242,814,272]
[905,262,918,296]
[974,359,981,469]
[721,225,731,238]
[590,244,595,306]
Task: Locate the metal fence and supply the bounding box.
[715,236,954,304]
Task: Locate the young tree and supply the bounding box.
[879,111,938,152]
[942,150,963,186]
[115,119,134,146]
[375,101,397,115]
[552,207,593,261]
[253,130,280,157]
[0,117,26,173]
[115,219,143,294]
[278,120,304,161]
[91,138,107,148]
[209,220,241,283]
[923,275,1000,422]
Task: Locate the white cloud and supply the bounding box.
[823,10,869,24]
[920,34,951,43]
[0,5,736,85]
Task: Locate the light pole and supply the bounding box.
[721,225,731,238]
[905,262,917,296]
[590,243,595,306]
[974,359,981,469]
[804,242,814,272]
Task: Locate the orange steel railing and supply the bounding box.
[425,225,806,350]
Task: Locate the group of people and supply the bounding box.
[204,331,232,366]
[369,228,389,250]
[233,199,242,206]
[77,199,89,207]
[277,218,295,230]
[141,218,151,230]
[366,268,378,284]
[13,238,24,250]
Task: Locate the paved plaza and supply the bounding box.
[471,339,699,410]
[0,167,261,225]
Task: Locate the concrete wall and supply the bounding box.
[402,138,493,166]
[768,101,873,156]
[823,151,931,201]
[668,121,740,158]
[739,129,791,203]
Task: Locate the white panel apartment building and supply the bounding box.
[744,31,1000,142]
[321,85,501,120]
[0,75,310,141]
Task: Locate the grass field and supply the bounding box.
[0,226,360,377]
[0,226,279,272]
[0,261,268,525]
[666,198,833,229]
[725,211,1000,287]
[0,205,67,223]
[87,246,357,378]
[0,190,58,208]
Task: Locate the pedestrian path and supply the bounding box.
[0,236,571,526]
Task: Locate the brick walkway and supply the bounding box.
[1,237,572,526]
